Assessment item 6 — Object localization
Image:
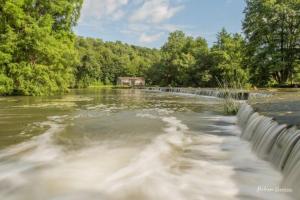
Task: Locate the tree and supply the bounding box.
[243,0,300,86]
[75,37,160,86]
[148,31,213,87]
[210,29,249,87]
[0,0,83,95]
[75,37,103,88]
[186,37,211,86]
[158,31,196,86]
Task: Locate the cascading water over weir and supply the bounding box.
[0,88,298,199]
[146,87,300,199]
[237,103,300,198]
[146,87,271,99]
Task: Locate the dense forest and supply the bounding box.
[0,0,83,95]
[75,37,161,88]
[0,0,299,96]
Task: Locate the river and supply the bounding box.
[0,88,294,200]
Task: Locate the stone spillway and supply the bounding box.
[146,87,270,100]
[147,87,299,198]
[237,103,300,199]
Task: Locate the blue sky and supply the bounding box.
[75,0,246,48]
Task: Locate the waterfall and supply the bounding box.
[237,103,300,199]
[147,87,272,100]
[145,87,269,100]
[147,88,294,167]
[146,88,299,198]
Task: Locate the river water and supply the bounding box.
[0,89,294,200]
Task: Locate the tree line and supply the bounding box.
[0,0,299,96]
[75,37,160,88]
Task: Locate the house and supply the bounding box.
[117,77,145,87]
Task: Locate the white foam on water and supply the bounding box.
[0,117,65,161]
[0,114,240,200]
[86,104,107,110]
[169,92,220,100]
[135,108,175,119]
[89,116,240,200]
[200,116,237,123]
[0,116,67,197]
[209,116,294,200]
[0,112,295,200]
[136,113,157,119]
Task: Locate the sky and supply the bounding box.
[74,0,246,48]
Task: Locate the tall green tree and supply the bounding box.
[75,37,103,88]
[148,31,212,87]
[159,31,196,86]
[0,0,83,95]
[187,37,211,86]
[210,29,249,86]
[243,0,300,86]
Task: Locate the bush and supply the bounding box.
[217,79,242,115]
[0,73,13,95]
[7,62,72,96]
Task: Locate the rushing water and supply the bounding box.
[0,89,294,200]
[237,104,300,199]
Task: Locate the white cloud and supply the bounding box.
[80,0,129,21]
[125,0,185,44]
[129,0,184,24]
[121,23,184,37]
[77,0,185,45]
[139,33,163,43]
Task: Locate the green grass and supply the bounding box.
[217,79,244,115]
[223,97,240,115]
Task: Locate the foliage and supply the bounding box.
[75,37,161,87]
[243,0,300,86]
[217,79,244,115]
[1,0,299,96]
[210,29,249,87]
[148,30,248,88]
[0,73,13,95]
[0,0,83,95]
[148,31,210,87]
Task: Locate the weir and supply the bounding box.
[146,87,270,100]
[237,103,300,199]
[146,87,299,199]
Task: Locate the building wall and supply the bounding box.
[117,78,145,86]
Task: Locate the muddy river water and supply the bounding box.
[0,89,293,200]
